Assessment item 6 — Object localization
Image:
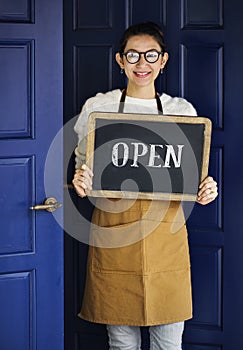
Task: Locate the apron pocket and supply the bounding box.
[143,220,191,273]
[91,221,144,274]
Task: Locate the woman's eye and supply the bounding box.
[127,52,138,58]
[147,52,157,58]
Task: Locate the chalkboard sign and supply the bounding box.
[85,112,212,201]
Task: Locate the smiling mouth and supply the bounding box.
[134,71,151,77]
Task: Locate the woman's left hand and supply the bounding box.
[197,176,218,205]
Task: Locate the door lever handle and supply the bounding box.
[30,197,62,212]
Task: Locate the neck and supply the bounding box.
[126,84,156,99]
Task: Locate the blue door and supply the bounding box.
[0,1,63,349]
[64,0,243,349]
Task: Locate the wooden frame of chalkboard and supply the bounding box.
[85,112,212,201]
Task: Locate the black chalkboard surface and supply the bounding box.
[86,112,212,200]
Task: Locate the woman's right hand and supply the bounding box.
[72,164,93,198]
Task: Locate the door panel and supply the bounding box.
[0,1,63,349]
[0,157,34,254]
[0,271,35,349]
[0,0,34,23]
[64,0,243,349]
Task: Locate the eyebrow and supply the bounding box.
[124,48,160,52]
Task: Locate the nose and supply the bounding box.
[136,53,147,65]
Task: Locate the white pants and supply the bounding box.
[106,322,184,350]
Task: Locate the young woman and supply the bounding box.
[72,22,218,350]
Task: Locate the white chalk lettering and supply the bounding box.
[111,142,184,168]
[148,144,164,168]
[163,145,184,168]
[131,142,148,167]
[112,142,129,167]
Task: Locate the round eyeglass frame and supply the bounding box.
[121,49,164,64]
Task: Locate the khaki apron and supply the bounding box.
[78,92,192,326]
[78,199,192,326]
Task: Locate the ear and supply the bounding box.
[115,52,124,69]
[161,52,169,69]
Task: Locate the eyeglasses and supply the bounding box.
[121,50,163,64]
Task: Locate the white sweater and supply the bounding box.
[74,89,197,168]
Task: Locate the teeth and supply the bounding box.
[136,72,148,76]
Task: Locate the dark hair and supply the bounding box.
[118,22,167,55]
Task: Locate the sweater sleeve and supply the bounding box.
[73,90,120,169]
[73,101,90,169]
[161,93,198,116]
[181,99,197,116]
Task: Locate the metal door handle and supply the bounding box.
[30,197,62,212]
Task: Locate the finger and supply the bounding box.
[80,171,93,186]
[74,167,93,185]
[72,175,91,197]
[198,182,217,197]
[75,167,93,186]
[72,181,86,197]
[198,175,217,193]
[198,190,217,201]
[80,164,93,177]
[199,184,218,196]
[73,164,93,197]
[197,197,216,205]
[74,173,92,189]
[197,189,218,204]
[81,173,92,189]
[199,176,214,189]
[73,177,91,192]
